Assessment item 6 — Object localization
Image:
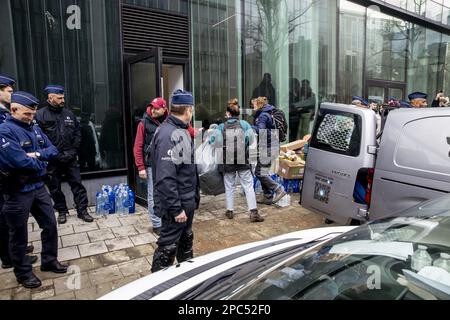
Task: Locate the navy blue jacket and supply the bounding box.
[253,104,276,151]
[151,115,199,218]
[0,105,9,124]
[0,117,58,192]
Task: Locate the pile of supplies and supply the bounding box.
[96,184,135,217]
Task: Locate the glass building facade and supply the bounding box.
[0,0,449,187]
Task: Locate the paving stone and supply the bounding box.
[96,216,122,228]
[125,244,154,260]
[45,291,76,300]
[111,274,141,291]
[0,272,20,290]
[61,233,89,248]
[11,287,31,300]
[74,282,114,300]
[118,257,151,278]
[111,225,138,238]
[88,265,123,286]
[118,215,142,226]
[58,246,81,262]
[78,241,108,258]
[68,256,103,273]
[87,229,115,242]
[99,250,131,267]
[53,272,91,295]
[0,289,12,300]
[73,223,99,233]
[105,237,134,252]
[57,224,75,236]
[28,230,42,242]
[133,223,152,234]
[129,233,157,246]
[32,287,55,300]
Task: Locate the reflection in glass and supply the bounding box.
[4,0,125,173]
[366,9,407,82]
[338,0,365,104]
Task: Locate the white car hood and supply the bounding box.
[99,226,355,300]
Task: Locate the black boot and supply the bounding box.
[57,211,68,225]
[17,273,42,289]
[250,209,265,223]
[151,244,177,273]
[225,210,234,219]
[78,210,94,223]
[176,231,194,263]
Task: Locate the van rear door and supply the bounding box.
[301,103,377,225]
[370,108,450,220]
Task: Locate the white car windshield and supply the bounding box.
[201,196,450,300]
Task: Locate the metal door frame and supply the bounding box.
[365,79,406,102]
[124,47,162,205]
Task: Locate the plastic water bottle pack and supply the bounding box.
[96,183,135,216]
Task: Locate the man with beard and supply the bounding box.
[35,85,93,224]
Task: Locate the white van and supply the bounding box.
[301,103,450,225]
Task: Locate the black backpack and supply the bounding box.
[221,119,250,173]
[270,108,288,142]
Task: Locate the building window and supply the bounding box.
[2,0,125,173]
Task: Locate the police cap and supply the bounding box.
[11,91,39,109]
[0,74,16,87]
[44,85,65,95]
[171,90,194,106]
[408,92,427,101]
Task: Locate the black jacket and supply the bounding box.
[35,103,81,164]
[151,115,200,218]
[143,113,166,167]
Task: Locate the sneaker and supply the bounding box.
[250,209,264,223]
[272,187,287,204]
[225,210,234,219]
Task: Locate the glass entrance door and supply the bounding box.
[125,48,162,205]
[365,80,406,103]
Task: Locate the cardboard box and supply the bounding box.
[277,158,305,179]
[280,139,307,153]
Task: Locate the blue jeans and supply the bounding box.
[146,168,162,229]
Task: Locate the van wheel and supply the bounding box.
[350,219,362,226]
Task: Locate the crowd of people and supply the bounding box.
[1,67,447,288]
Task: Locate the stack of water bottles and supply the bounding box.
[96,184,135,217]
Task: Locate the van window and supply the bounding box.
[394,117,450,176]
[310,110,362,157]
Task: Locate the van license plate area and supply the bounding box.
[314,182,331,204]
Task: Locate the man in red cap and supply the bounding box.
[133,97,168,235]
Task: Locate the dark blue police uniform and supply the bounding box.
[35,85,93,224]
[0,91,66,288]
[150,90,200,272]
[0,74,17,269]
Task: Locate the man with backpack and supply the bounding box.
[133,98,168,235]
[252,97,286,205]
[210,99,264,223]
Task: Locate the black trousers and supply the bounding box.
[3,186,58,280]
[157,202,195,248]
[47,162,88,214]
[0,192,10,265]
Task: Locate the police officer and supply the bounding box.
[0,91,68,288]
[150,90,200,273]
[35,85,93,224]
[408,92,428,108]
[351,96,368,108]
[0,75,36,269]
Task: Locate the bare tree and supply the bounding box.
[245,0,319,75]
